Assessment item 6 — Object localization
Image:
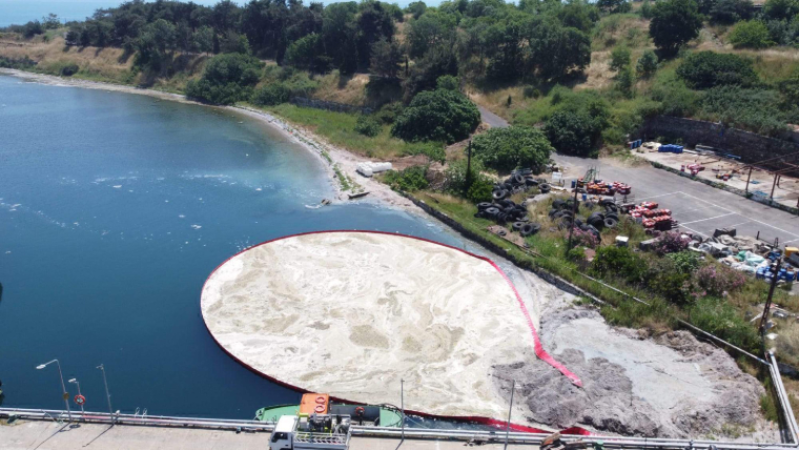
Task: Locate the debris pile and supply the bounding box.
[627,202,677,231]
[476,200,541,237]
[491,168,549,201]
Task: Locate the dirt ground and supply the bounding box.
[493,308,778,440]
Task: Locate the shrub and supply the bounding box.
[667,251,702,274]
[523,86,541,99]
[610,46,631,72]
[391,89,481,144]
[466,177,494,203]
[355,116,381,137]
[470,126,553,173]
[676,51,758,89]
[60,64,80,77]
[653,231,690,255]
[693,264,747,297]
[592,246,646,284]
[699,86,788,136]
[383,166,429,192]
[729,20,774,49]
[647,258,692,304]
[572,228,600,249]
[185,53,263,105]
[636,50,659,78]
[374,102,404,124]
[251,83,292,106]
[445,158,484,195]
[436,75,460,91]
[688,297,760,353]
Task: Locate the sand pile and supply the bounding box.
[201,231,575,420]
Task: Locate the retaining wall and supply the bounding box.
[641,116,799,163]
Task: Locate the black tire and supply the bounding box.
[539,183,551,194]
[512,221,525,231]
[605,203,619,212]
[604,218,618,229]
[525,177,538,186]
[588,212,605,223]
[477,202,493,211]
[605,212,619,221]
[492,189,508,201]
[513,173,525,185]
[552,199,566,210]
[520,223,537,236]
[574,217,583,226]
[485,207,500,217]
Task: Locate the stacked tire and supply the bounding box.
[476,200,540,237]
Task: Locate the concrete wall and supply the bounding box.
[640,116,799,163]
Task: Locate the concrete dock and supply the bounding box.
[0,420,536,450]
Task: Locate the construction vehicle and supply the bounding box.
[268,394,353,450]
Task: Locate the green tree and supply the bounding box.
[636,50,659,78]
[640,0,653,18]
[544,94,610,156]
[436,75,460,91]
[729,20,774,48]
[709,0,753,24]
[391,89,481,143]
[406,12,456,59]
[616,64,636,98]
[286,34,330,73]
[524,19,591,81]
[193,26,215,56]
[650,0,703,57]
[676,51,759,89]
[471,126,553,173]
[609,46,631,72]
[185,53,263,105]
[369,38,403,78]
[406,1,427,19]
[763,0,799,20]
[251,83,292,106]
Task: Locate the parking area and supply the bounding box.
[634,191,799,244]
[553,154,799,246]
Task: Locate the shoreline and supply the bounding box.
[0,68,417,212]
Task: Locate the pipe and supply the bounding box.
[2,407,799,450]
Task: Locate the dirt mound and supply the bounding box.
[492,309,770,439]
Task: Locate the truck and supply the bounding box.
[269,393,353,450]
[269,414,352,450]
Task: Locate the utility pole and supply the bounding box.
[760,256,782,339]
[395,379,405,450]
[566,183,579,251]
[97,364,114,422]
[504,379,515,450]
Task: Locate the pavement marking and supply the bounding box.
[679,224,709,237]
[635,192,681,202]
[726,221,752,228]
[675,192,734,213]
[743,218,799,240]
[679,213,736,226]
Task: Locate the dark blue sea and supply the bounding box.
[0,75,479,418]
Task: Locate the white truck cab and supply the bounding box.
[269,414,351,450]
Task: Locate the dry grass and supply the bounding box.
[0,34,208,89]
[310,71,370,105]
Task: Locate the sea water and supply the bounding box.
[0,75,480,418]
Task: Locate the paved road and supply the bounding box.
[0,420,538,450]
[479,110,799,244]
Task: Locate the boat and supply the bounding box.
[255,393,403,427]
